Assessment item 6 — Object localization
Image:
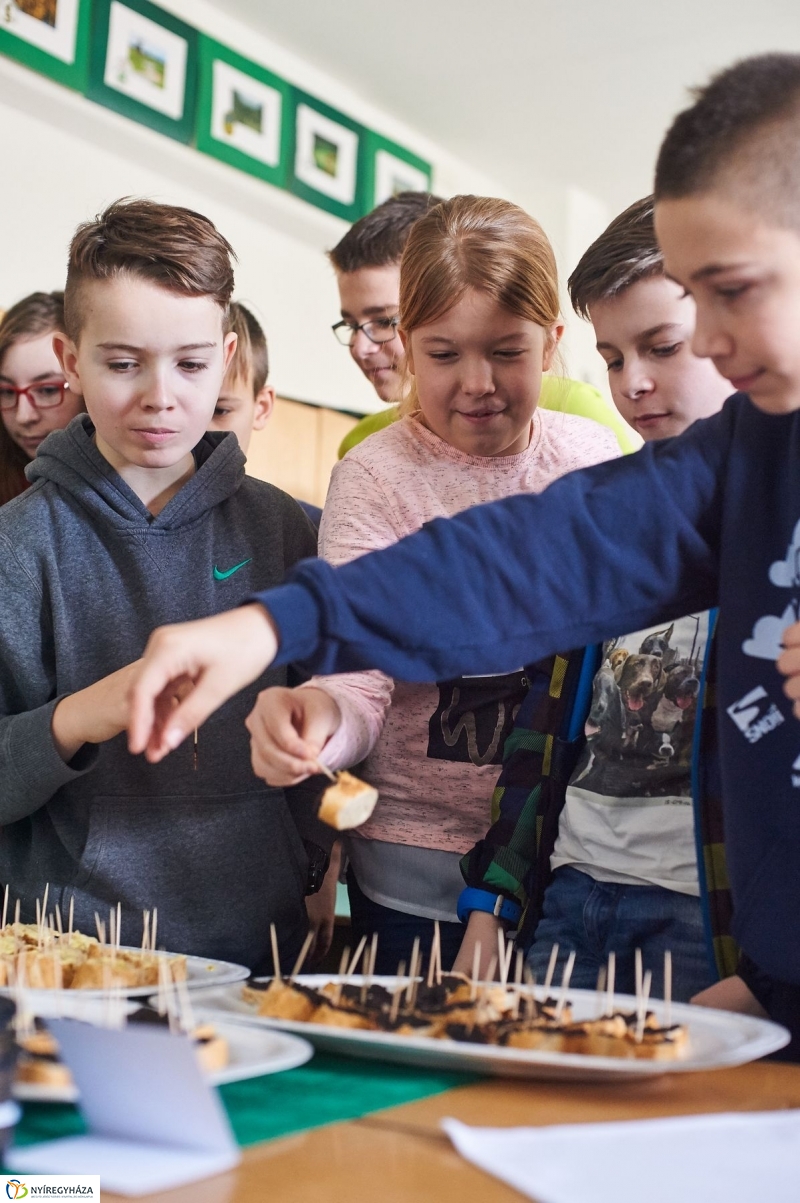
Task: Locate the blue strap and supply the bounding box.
[457,887,522,926]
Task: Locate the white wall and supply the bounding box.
[0,0,609,410]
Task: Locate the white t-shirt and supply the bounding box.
[550,614,711,896]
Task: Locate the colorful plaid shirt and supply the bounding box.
[460,630,736,981]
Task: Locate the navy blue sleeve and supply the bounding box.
[258,400,738,682]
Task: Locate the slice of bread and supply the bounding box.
[318,771,378,830]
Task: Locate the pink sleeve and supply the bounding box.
[297,453,405,769]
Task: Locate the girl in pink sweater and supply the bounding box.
[246,196,620,971]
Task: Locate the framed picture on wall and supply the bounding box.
[87,0,198,143]
[288,89,365,223]
[0,0,91,91]
[196,36,291,188]
[364,131,433,209]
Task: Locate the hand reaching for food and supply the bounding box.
[127,603,279,762]
[245,686,342,786]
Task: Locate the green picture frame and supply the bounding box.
[363,130,433,210]
[0,0,91,92]
[87,0,198,145]
[195,35,291,190]
[288,87,366,222]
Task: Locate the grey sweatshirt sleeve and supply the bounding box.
[0,535,97,824]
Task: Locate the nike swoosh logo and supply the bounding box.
[213,558,252,581]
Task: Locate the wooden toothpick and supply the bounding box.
[635,970,652,1043]
[315,760,337,783]
[334,946,349,1006]
[605,951,616,1016]
[470,941,482,1002]
[361,932,379,1004]
[270,922,282,982]
[192,728,198,772]
[346,934,367,979]
[513,949,525,1019]
[290,931,315,980]
[554,950,576,1022]
[497,930,514,986]
[405,937,420,1008]
[426,923,442,988]
[664,950,673,1030]
[389,962,406,1025]
[1,884,8,931]
[635,947,643,1002]
[544,943,559,994]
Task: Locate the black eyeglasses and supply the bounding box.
[332,316,400,346]
[0,380,70,412]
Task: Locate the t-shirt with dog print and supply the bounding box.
[550,614,711,896]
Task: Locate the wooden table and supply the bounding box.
[111,1060,800,1203]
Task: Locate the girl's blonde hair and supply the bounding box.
[398,195,562,417]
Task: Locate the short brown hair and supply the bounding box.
[64,198,236,339]
[398,195,561,417]
[226,301,269,395]
[568,197,663,319]
[0,290,68,505]
[655,54,800,226]
[328,191,444,274]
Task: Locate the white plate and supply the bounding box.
[191,975,790,1084]
[12,1017,313,1103]
[1,947,249,1002]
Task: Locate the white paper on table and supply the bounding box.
[443,1110,800,1203]
[6,1019,240,1196]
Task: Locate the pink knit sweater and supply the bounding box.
[305,412,620,853]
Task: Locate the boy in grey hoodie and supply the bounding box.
[0,199,318,972]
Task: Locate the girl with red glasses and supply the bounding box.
[0,292,84,505]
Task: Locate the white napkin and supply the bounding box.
[443,1110,800,1203]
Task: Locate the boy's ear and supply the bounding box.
[252,384,275,432]
[542,322,565,373]
[399,328,415,376]
[222,331,238,372]
[52,331,83,397]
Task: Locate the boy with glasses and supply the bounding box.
[330,192,639,458]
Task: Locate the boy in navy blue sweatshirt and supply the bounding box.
[130,54,800,1053]
[454,196,733,999]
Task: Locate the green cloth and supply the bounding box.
[337,378,640,460]
[338,407,397,458]
[12,1053,475,1153]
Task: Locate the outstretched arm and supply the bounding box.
[128,403,734,760]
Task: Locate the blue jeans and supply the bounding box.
[346,869,464,976]
[527,866,714,1002]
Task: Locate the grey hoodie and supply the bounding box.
[0,415,318,972]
